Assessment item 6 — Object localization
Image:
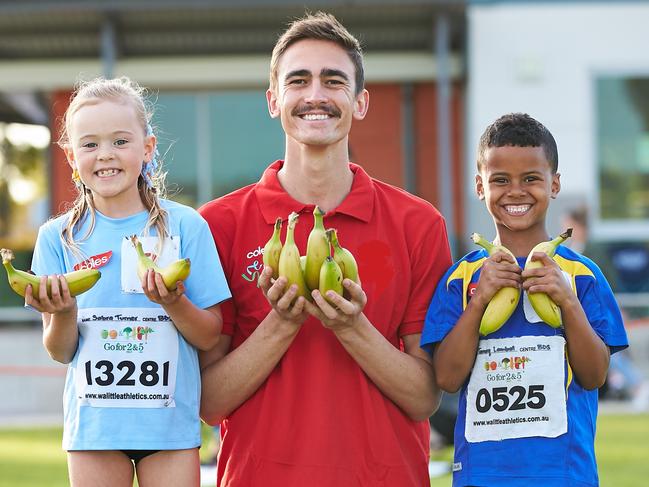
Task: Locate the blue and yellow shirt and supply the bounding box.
[421,244,628,487]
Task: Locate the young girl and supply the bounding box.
[27,77,230,487]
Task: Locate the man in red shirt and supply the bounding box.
[198,11,452,486]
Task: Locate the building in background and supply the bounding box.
[1,0,648,323]
[467,0,649,318]
[0,0,466,322]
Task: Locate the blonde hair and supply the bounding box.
[57,76,168,259]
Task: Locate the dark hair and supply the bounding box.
[477,113,558,173]
[269,11,365,95]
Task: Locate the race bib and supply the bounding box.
[75,308,179,408]
[465,335,567,442]
[121,235,181,293]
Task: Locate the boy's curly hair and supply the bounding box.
[477,113,558,173]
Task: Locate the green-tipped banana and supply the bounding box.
[326,228,359,283]
[304,206,329,291]
[1,248,101,300]
[278,212,309,300]
[130,235,191,291]
[262,217,283,279]
[319,256,343,305]
[471,233,521,336]
[524,228,573,328]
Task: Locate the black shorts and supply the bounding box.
[122,449,159,465]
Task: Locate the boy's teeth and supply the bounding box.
[505,204,530,215]
[303,114,329,121]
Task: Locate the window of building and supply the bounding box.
[596,77,649,224]
[154,90,284,207]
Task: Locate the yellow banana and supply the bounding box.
[262,217,283,279]
[471,233,521,336]
[326,228,359,283]
[524,228,573,328]
[319,256,344,305]
[278,212,309,300]
[1,248,101,300]
[300,255,306,274]
[304,206,329,291]
[130,235,191,291]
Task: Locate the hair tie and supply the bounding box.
[142,124,159,189]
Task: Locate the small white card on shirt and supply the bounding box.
[121,236,181,293]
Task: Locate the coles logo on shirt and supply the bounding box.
[467,283,478,301]
[74,251,112,271]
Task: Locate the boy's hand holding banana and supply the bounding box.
[472,229,572,335]
[471,234,522,336]
[522,229,575,322]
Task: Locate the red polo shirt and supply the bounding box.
[199,161,451,487]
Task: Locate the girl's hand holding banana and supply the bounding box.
[24,273,78,316]
[139,267,186,306]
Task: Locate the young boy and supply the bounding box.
[421,113,629,487]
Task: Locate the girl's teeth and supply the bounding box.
[97,169,118,177]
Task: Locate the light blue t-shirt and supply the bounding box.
[31,199,230,451]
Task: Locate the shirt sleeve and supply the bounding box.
[420,264,464,355]
[198,201,235,335]
[400,213,452,336]
[576,260,629,354]
[180,211,231,310]
[31,220,68,276]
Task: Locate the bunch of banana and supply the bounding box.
[524,228,573,328]
[262,217,283,279]
[277,212,310,299]
[129,235,191,291]
[263,209,360,304]
[304,206,329,291]
[1,248,101,300]
[471,233,521,336]
[326,228,359,284]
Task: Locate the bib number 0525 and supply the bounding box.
[85,360,170,387]
[475,385,546,413]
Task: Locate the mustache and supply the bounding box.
[292,104,342,118]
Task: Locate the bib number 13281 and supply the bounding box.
[85,360,170,387]
[475,384,546,413]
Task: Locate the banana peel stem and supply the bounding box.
[1,248,15,264]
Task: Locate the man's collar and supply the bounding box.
[255,160,374,224]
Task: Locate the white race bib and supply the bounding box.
[465,335,567,442]
[121,236,181,293]
[75,308,179,408]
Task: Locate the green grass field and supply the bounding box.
[0,414,647,487]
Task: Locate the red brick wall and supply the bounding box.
[49,90,75,215]
[350,84,404,188]
[351,82,465,239]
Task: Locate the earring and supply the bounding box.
[71,168,82,188]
